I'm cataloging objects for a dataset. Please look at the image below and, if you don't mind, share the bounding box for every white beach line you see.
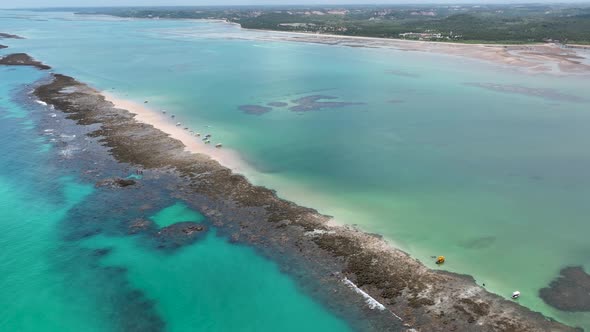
[102,92,254,176]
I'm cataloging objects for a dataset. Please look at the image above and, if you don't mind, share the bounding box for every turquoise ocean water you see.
[0,35,350,332]
[1,10,590,329]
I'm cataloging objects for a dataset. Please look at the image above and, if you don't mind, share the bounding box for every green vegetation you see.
[71,4,590,44]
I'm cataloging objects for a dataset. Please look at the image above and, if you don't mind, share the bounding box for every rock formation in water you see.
[540,266,590,312]
[267,101,288,107]
[0,53,51,70]
[0,32,25,39]
[238,104,272,115]
[289,95,364,112]
[95,177,137,188]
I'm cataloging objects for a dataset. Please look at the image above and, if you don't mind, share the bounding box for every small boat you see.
[161,110,167,114]
[511,291,521,299]
[435,256,445,265]
[195,133,201,137]
[176,122,182,126]
[205,134,212,138]
[184,127,189,130]
[215,143,222,148]
[202,137,208,141]
[204,140,211,144]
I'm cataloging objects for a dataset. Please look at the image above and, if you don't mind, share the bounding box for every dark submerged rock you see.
[0,53,51,70]
[92,248,112,257]
[267,101,288,107]
[289,95,364,112]
[96,177,137,188]
[0,33,25,39]
[540,266,590,312]
[464,82,587,103]
[127,218,156,235]
[117,178,137,187]
[155,222,207,249]
[0,45,7,49]
[238,104,272,115]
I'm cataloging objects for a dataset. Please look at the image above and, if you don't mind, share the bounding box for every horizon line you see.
[5,1,590,10]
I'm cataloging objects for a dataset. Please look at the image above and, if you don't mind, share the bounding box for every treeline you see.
[71,5,590,44]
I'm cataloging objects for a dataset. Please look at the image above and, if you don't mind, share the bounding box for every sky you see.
[2,0,590,8]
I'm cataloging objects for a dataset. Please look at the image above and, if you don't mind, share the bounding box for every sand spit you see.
[240,28,590,75]
[32,70,582,331]
[102,92,253,176]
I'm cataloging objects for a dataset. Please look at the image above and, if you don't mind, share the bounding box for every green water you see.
[82,228,349,332]
[150,202,205,228]
[0,176,105,332]
[0,65,351,330]
[2,9,590,329]
[0,66,104,331]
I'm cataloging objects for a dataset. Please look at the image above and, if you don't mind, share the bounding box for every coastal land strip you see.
[42,10,590,75]
[237,28,590,75]
[4,52,585,331]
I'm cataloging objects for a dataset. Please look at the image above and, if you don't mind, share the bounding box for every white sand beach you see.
[103,92,256,176]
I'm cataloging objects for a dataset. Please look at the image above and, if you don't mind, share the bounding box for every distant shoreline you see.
[78,13,590,75]
[233,24,590,75]
[241,25,546,47]
[70,12,575,49]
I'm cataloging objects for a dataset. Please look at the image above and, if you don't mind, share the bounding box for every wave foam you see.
[342,277,386,310]
[342,277,404,321]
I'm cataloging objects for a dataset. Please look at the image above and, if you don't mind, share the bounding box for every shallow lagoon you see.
[0,64,351,331]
